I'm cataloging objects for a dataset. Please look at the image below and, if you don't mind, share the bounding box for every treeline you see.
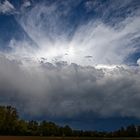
[108,125,140,137]
[0,105,140,137]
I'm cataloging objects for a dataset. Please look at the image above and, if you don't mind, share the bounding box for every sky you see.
[0,0,140,131]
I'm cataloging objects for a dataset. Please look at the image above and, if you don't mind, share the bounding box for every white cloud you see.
[0,55,140,119]
[137,58,140,66]
[13,0,140,66]
[13,15,140,66]
[0,0,15,14]
[22,1,31,8]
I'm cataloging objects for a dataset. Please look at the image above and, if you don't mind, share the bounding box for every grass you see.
[1,137,140,140]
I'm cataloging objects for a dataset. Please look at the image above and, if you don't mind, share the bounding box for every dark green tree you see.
[0,106,18,135]
[27,120,39,136]
[63,125,73,136]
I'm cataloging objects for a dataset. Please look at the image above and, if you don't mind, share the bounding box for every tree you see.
[0,105,140,137]
[126,125,136,137]
[27,120,39,136]
[63,125,73,136]
[0,106,19,135]
[136,125,140,137]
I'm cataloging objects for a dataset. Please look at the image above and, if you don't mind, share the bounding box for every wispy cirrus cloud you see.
[22,0,31,8]
[12,9,140,66]
[0,0,15,14]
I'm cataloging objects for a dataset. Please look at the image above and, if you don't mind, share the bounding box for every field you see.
[1,137,140,140]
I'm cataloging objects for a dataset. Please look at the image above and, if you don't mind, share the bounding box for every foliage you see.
[0,105,140,137]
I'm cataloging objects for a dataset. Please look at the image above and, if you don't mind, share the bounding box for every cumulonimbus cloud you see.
[0,0,140,122]
[0,55,140,119]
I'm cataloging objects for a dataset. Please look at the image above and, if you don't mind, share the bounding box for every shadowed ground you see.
[1,137,140,140]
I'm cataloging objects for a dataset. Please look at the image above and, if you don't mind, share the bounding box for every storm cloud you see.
[0,0,140,130]
[0,55,140,119]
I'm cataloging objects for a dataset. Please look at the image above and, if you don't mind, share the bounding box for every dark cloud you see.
[0,55,140,120]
